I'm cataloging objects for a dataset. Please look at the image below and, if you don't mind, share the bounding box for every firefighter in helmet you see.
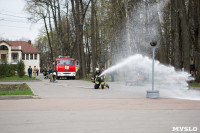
[94,68,106,89]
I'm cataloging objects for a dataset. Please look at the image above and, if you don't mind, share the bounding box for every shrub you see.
[0,61,9,78]
[17,60,25,78]
[6,64,16,77]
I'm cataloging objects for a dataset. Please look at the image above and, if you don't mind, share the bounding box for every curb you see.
[0,80,41,82]
[0,83,41,100]
[0,95,40,100]
[28,83,40,99]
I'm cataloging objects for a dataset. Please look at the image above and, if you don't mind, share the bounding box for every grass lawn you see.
[79,78,91,81]
[0,75,39,81]
[189,81,200,89]
[0,83,34,95]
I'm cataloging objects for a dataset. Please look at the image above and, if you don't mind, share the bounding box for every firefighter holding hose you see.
[93,68,109,89]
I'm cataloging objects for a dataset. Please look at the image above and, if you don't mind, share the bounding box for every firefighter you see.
[33,66,37,78]
[94,68,106,89]
[94,68,101,89]
[48,67,53,82]
[43,67,48,79]
[53,71,57,83]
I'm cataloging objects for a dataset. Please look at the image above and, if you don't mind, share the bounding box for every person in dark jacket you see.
[28,66,32,78]
[48,67,53,82]
[36,68,39,76]
[94,68,101,89]
[93,68,109,89]
[190,59,196,78]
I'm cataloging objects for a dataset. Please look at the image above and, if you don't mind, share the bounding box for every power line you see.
[0,12,54,22]
[0,9,25,16]
[0,24,51,30]
[0,18,44,24]
[0,24,33,29]
[0,12,28,19]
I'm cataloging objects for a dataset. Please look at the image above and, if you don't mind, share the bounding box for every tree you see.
[24,0,200,80]
[17,60,25,78]
[91,0,96,74]
[25,0,54,62]
[71,0,90,78]
[100,0,105,69]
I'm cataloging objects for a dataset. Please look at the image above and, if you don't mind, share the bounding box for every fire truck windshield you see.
[58,60,74,65]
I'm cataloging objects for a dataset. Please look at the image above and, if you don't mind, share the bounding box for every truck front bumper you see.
[57,72,76,77]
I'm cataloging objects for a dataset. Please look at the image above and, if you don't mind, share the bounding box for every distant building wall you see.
[23,54,40,73]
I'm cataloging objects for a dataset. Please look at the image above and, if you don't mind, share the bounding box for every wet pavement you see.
[0,74,200,133]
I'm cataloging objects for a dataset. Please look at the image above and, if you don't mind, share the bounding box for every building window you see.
[13,54,17,60]
[30,54,33,60]
[0,45,8,50]
[26,54,29,60]
[22,54,25,60]
[34,54,37,60]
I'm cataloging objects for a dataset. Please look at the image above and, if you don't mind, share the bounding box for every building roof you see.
[0,41,40,54]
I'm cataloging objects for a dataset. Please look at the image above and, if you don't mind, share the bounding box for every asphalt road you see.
[0,74,200,133]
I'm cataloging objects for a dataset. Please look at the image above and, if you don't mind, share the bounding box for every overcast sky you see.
[0,0,44,43]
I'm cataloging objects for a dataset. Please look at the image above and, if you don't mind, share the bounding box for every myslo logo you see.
[172,127,198,132]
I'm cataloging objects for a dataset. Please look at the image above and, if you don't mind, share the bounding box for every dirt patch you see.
[0,83,29,91]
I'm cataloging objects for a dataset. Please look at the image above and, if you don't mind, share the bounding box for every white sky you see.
[0,0,44,43]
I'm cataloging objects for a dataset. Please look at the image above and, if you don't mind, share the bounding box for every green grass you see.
[0,75,39,81]
[189,81,200,88]
[79,78,91,81]
[0,83,34,95]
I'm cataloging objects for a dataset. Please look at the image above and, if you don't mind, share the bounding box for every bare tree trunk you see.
[100,0,105,69]
[156,0,167,64]
[172,0,181,68]
[124,0,131,55]
[195,0,200,82]
[178,0,191,71]
[42,14,54,62]
[57,0,64,55]
[91,0,96,74]
[65,1,71,56]
[85,24,90,74]
[47,6,55,60]
[170,0,175,66]
[71,0,81,77]
[95,6,99,66]
[79,0,86,78]
[50,0,60,57]
[71,0,89,78]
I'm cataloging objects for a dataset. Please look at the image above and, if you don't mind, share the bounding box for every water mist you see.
[101,0,200,100]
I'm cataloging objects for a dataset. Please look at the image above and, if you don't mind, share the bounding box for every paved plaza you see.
[0,74,200,133]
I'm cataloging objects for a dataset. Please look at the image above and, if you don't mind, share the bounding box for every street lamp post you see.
[146,41,159,98]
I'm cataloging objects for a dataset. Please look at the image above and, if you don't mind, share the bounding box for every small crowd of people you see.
[42,67,57,83]
[28,66,39,78]
[28,65,57,83]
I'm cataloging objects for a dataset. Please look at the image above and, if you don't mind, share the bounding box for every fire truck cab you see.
[54,56,79,79]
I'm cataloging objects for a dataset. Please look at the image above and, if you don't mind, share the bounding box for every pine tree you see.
[17,60,25,78]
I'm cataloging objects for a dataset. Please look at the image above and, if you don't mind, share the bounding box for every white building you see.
[0,40,40,73]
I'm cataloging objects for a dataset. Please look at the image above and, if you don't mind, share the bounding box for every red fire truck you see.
[54,56,79,79]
